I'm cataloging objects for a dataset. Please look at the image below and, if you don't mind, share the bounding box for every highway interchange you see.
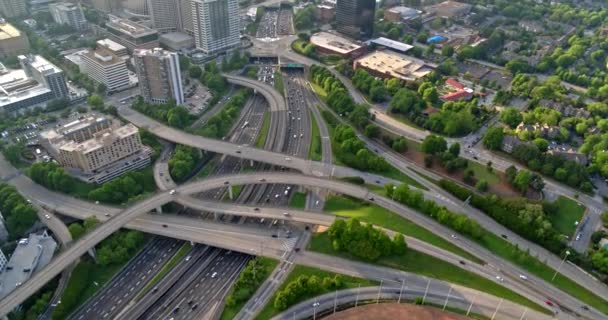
[1,25,608,320]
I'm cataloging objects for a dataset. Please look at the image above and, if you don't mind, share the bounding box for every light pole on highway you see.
[552,250,570,281]
[422,279,431,304]
[491,298,503,320]
[398,279,405,303]
[519,308,528,320]
[355,284,360,308]
[376,279,383,304]
[333,290,337,314]
[466,295,477,316]
[442,285,453,310]
[312,301,319,320]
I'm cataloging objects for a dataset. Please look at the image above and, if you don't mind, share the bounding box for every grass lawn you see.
[220,257,279,320]
[274,71,285,97]
[136,242,192,300]
[255,265,377,320]
[289,192,306,209]
[383,166,427,190]
[309,110,322,161]
[477,232,608,315]
[255,112,270,148]
[468,161,500,185]
[324,196,481,263]
[309,233,548,314]
[548,196,585,237]
[310,82,327,100]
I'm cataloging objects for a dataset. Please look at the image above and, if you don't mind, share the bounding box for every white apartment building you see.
[49,2,88,31]
[192,0,240,54]
[96,38,128,57]
[133,48,183,104]
[81,47,130,92]
[57,124,144,173]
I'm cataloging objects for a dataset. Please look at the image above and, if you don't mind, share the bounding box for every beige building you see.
[0,22,29,58]
[58,124,143,173]
[133,48,183,104]
[353,49,434,81]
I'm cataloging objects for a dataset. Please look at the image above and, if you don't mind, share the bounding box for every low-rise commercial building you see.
[105,15,160,52]
[81,47,130,92]
[49,2,88,31]
[0,231,57,299]
[369,37,413,54]
[309,32,366,59]
[384,6,420,23]
[424,0,472,19]
[0,22,29,58]
[19,55,69,100]
[42,116,152,183]
[353,49,434,81]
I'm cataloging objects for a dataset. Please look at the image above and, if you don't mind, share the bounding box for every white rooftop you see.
[0,69,52,108]
[370,37,414,53]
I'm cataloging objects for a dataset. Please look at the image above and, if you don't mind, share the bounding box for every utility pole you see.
[442,285,453,310]
[552,250,570,281]
[422,279,431,304]
[466,295,477,316]
[491,299,504,320]
[398,279,405,303]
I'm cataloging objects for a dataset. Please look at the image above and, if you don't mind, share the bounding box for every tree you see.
[500,107,522,128]
[448,142,460,157]
[506,59,531,74]
[602,212,608,227]
[87,95,104,109]
[476,180,489,192]
[68,223,85,239]
[422,87,439,104]
[482,127,504,150]
[441,45,454,57]
[392,138,408,152]
[392,233,407,254]
[189,65,202,78]
[421,134,447,155]
[364,124,380,138]
[513,170,532,193]
[533,138,549,152]
[463,169,475,184]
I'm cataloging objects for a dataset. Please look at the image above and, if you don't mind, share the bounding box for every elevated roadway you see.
[0,171,604,319]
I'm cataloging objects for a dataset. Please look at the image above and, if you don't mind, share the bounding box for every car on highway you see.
[185,255,191,262]
[211,272,218,278]
[519,274,528,280]
[44,214,51,219]
[282,212,289,216]
[545,300,554,306]
[191,304,198,310]
[169,189,176,195]
[495,276,504,282]
[162,224,168,228]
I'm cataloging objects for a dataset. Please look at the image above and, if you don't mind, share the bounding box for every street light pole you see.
[552,250,570,281]
[376,280,383,304]
[355,284,360,308]
[398,279,405,303]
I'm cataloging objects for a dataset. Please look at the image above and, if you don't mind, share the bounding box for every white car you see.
[495,276,504,282]
[44,214,51,220]
[169,189,176,195]
[519,275,528,280]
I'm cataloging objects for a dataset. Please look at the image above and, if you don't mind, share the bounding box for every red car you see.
[545,300,554,306]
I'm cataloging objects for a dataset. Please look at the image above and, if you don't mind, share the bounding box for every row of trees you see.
[195,89,252,138]
[328,218,407,261]
[274,274,344,311]
[0,184,38,240]
[68,216,99,240]
[334,124,389,173]
[169,145,201,182]
[96,230,145,266]
[421,135,468,172]
[132,97,193,128]
[439,179,565,254]
[225,258,273,308]
[505,165,545,194]
[28,162,155,204]
[352,69,387,102]
[386,182,484,240]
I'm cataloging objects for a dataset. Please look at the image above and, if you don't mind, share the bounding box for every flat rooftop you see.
[84,47,123,66]
[97,38,127,53]
[310,32,362,55]
[0,69,52,107]
[0,232,57,299]
[356,50,433,81]
[0,22,23,41]
[370,37,413,53]
[19,55,63,74]
[107,15,157,37]
[61,123,138,153]
[133,47,173,58]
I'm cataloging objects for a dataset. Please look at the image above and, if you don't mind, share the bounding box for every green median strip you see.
[309,110,322,161]
[289,192,306,209]
[136,242,192,300]
[324,196,481,263]
[255,111,270,148]
[309,232,549,315]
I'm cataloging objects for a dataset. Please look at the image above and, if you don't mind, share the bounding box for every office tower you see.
[192,0,240,54]
[336,0,375,39]
[81,47,130,92]
[178,0,193,35]
[49,2,88,31]
[122,0,149,17]
[147,0,179,33]
[18,55,69,99]
[0,22,29,58]
[133,48,183,104]
[0,0,26,18]
[91,0,120,13]
[105,15,159,52]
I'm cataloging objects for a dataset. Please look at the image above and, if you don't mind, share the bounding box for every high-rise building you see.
[105,15,159,52]
[192,0,240,54]
[147,0,179,33]
[18,55,69,99]
[133,48,183,104]
[178,0,193,35]
[81,47,130,92]
[49,2,88,31]
[336,0,375,39]
[91,0,120,13]
[97,38,128,57]
[122,0,149,17]
[0,22,29,58]
[0,0,27,18]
